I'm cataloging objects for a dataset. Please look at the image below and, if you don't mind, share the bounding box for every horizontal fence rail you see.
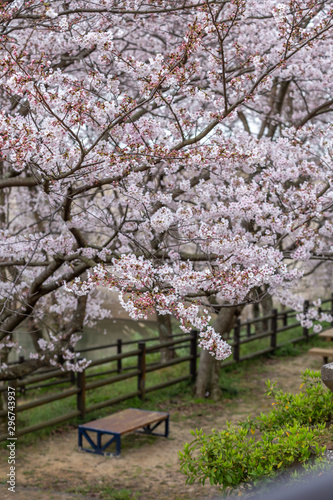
[1,295,333,441]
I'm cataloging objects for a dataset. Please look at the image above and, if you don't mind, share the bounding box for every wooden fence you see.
[1,296,332,441]
[0,334,197,440]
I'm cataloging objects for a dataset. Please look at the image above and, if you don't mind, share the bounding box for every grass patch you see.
[68,480,139,499]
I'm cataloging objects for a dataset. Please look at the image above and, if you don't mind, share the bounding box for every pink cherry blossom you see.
[1,1,333,378]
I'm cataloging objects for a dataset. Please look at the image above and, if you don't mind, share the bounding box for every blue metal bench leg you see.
[94,432,121,456]
[165,416,169,438]
[97,431,102,450]
[138,416,170,438]
[116,434,121,455]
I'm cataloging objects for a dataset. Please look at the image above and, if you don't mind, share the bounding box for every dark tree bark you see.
[253,301,261,334]
[261,293,273,331]
[194,305,241,400]
[27,316,44,354]
[157,313,175,362]
[253,287,273,334]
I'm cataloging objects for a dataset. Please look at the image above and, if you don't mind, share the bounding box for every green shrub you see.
[179,370,332,490]
[242,369,333,433]
[179,422,325,488]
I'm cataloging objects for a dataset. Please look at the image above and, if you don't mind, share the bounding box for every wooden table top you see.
[79,408,168,435]
[308,348,333,359]
[319,329,333,339]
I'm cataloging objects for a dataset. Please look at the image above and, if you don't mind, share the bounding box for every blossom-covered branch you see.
[1,0,333,378]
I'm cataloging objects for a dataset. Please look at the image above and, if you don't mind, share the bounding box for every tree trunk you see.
[157,313,175,362]
[27,316,44,354]
[253,288,273,334]
[261,293,273,332]
[253,302,261,334]
[194,305,241,400]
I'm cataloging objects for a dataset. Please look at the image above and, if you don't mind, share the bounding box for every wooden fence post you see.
[190,330,198,382]
[233,319,241,362]
[270,309,278,350]
[77,370,86,419]
[247,323,251,337]
[138,342,146,400]
[283,312,287,326]
[303,300,309,341]
[117,339,122,374]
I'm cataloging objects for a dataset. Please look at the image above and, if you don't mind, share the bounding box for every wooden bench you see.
[308,347,333,365]
[78,408,169,456]
[319,328,333,341]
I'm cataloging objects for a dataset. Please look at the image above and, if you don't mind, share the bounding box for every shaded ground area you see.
[0,352,326,499]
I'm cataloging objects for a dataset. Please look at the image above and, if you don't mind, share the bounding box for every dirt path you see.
[0,353,324,500]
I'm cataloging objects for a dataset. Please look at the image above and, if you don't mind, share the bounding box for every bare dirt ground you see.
[0,353,325,500]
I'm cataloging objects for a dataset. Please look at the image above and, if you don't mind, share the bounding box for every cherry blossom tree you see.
[1,0,333,389]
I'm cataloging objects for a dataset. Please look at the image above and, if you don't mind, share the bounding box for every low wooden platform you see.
[78,408,169,456]
[308,347,333,364]
[319,329,333,340]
